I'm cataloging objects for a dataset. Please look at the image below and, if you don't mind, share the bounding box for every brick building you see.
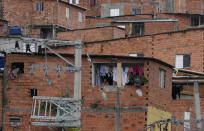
[55,27,204,73]
[2,0,86,38]
[0,52,174,131]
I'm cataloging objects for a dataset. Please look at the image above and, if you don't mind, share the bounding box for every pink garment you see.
[132,66,139,75]
[9,72,15,80]
[138,66,144,76]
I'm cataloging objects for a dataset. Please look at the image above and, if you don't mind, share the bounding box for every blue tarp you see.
[0,57,4,69]
[10,26,22,35]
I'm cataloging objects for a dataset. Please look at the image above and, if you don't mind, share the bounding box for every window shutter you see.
[183,54,190,67]
[175,55,183,68]
[66,8,69,19]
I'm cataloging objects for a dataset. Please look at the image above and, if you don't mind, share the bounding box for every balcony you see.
[30,96,81,127]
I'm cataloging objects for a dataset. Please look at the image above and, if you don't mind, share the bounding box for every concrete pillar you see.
[194,81,202,129]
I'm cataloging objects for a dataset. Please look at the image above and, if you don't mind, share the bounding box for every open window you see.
[131,23,144,36]
[93,63,117,86]
[30,89,38,97]
[11,62,24,74]
[93,63,145,87]
[122,63,145,86]
[190,15,204,26]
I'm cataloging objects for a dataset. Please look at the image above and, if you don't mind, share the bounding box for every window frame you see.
[131,22,144,36]
[36,2,44,12]
[132,8,141,15]
[89,0,97,6]
[159,68,166,88]
[92,62,145,87]
[110,8,120,17]
[66,7,70,19]
[78,12,83,22]
[175,54,190,68]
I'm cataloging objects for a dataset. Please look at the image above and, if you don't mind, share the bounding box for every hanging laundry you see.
[99,65,105,77]
[113,67,117,82]
[138,66,144,77]
[132,66,139,75]
[12,68,19,77]
[122,70,128,86]
[15,41,20,49]
[9,72,15,80]
[26,44,32,53]
[125,67,129,73]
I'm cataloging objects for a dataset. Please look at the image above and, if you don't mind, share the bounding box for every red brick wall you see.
[57,2,85,29]
[157,13,190,31]
[148,62,172,111]
[56,28,204,73]
[3,53,173,130]
[3,0,32,26]
[3,0,85,32]
[144,22,175,35]
[57,26,125,42]
[31,1,85,29]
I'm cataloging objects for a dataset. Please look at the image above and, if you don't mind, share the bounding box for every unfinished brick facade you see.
[56,28,204,73]
[57,26,125,42]
[3,0,86,38]
[1,53,173,131]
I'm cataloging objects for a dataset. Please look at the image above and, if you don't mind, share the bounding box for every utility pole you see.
[74,44,82,128]
[194,81,202,129]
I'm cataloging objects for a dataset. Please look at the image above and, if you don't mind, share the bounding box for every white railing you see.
[30,96,81,127]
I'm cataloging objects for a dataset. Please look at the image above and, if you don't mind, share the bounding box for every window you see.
[2,24,8,34]
[122,63,145,86]
[78,12,82,22]
[132,8,141,15]
[30,89,37,97]
[129,53,144,57]
[160,69,166,88]
[11,62,24,74]
[110,9,120,17]
[9,117,22,127]
[89,0,97,6]
[93,63,145,86]
[190,15,204,26]
[93,63,117,86]
[69,0,79,4]
[66,8,69,19]
[131,23,144,36]
[36,2,44,11]
[175,54,190,68]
